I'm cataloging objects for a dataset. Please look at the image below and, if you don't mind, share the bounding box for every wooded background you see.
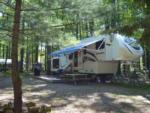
[0,0,150,113]
[0,0,150,72]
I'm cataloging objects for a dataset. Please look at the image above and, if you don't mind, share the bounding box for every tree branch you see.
[0,1,15,10]
[21,6,71,12]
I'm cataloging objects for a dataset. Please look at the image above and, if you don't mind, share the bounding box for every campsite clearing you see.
[0,76,150,113]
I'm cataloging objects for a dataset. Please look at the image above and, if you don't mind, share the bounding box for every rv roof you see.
[50,35,108,57]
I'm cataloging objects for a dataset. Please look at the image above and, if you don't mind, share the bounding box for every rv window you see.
[125,38,140,50]
[69,53,73,60]
[53,59,59,69]
[83,49,86,54]
[129,42,140,50]
[96,40,105,49]
[83,47,87,54]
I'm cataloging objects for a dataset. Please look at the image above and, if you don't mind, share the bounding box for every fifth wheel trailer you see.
[49,34,143,79]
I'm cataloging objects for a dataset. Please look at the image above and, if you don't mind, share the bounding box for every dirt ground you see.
[0,76,150,113]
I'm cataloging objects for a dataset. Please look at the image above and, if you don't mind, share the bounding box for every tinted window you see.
[96,40,105,49]
[69,53,73,60]
[53,59,59,69]
[125,38,140,50]
[130,42,140,50]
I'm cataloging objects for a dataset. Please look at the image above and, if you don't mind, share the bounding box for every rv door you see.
[52,58,59,69]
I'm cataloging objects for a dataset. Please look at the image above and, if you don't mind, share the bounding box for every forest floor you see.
[0,75,150,113]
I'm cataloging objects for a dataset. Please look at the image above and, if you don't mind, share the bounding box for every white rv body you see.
[50,34,143,75]
[0,59,12,64]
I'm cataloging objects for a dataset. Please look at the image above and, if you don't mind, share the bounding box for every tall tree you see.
[11,0,22,113]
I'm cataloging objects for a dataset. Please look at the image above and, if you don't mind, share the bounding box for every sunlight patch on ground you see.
[0,77,150,113]
[32,84,48,88]
[52,104,96,113]
[74,93,100,106]
[105,92,150,105]
[23,89,55,100]
[132,96,150,104]
[0,94,13,101]
[23,84,47,89]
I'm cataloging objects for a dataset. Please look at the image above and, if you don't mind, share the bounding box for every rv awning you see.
[49,35,105,57]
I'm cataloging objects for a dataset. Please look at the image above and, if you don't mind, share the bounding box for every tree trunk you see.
[20,48,24,72]
[31,44,34,70]
[143,45,147,69]
[20,17,25,72]
[85,21,89,37]
[89,19,94,36]
[142,28,150,78]
[35,44,39,63]
[46,45,51,75]
[11,0,22,113]
[0,43,1,57]
[76,23,79,39]
[26,37,29,72]
[79,22,82,39]
[3,44,5,59]
[8,42,11,58]
[45,45,47,71]
[111,0,117,28]
[4,46,8,72]
[146,48,150,78]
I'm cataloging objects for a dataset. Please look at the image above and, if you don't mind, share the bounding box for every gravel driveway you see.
[0,76,150,113]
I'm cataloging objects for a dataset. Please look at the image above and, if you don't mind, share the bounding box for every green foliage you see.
[0,0,150,70]
[20,72,30,76]
[3,70,11,76]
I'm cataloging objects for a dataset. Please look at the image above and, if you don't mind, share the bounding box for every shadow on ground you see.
[0,76,150,113]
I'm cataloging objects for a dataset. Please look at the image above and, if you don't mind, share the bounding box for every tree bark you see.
[4,46,8,72]
[20,17,25,72]
[79,22,82,39]
[20,48,24,72]
[46,45,51,75]
[0,43,1,57]
[26,37,30,72]
[35,44,39,63]
[11,0,22,113]
[31,43,34,70]
[45,45,47,71]
[85,21,89,37]
[89,19,94,36]
[8,42,11,58]
[3,44,5,59]
[146,48,150,78]
[76,23,79,39]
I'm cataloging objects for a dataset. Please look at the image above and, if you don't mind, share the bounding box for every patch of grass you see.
[3,70,11,77]
[2,70,31,78]
[20,72,31,76]
[110,82,150,92]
